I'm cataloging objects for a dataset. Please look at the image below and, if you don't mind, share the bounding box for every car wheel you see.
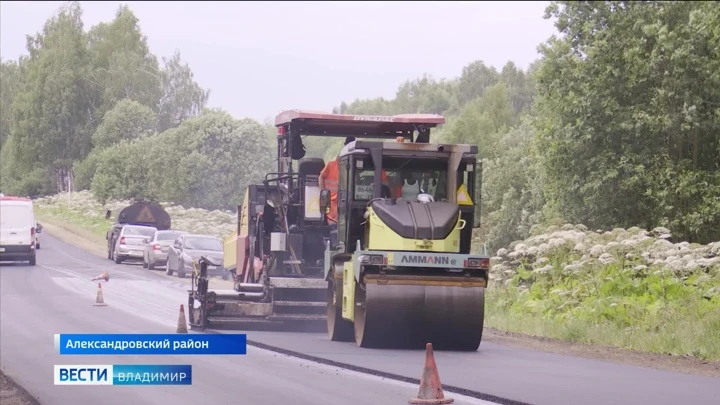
[148,261,155,270]
[114,249,123,264]
[29,253,36,266]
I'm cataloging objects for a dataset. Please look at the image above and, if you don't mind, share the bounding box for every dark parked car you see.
[165,234,225,279]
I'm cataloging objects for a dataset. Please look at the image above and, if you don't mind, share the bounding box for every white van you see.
[0,196,37,265]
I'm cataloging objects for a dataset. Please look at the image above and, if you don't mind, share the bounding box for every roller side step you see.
[205,313,326,322]
[274,301,325,307]
[206,317,281,324]
[200,314,325,332]
[266,314,326,321]
[269,277,327,289]
[202,317,284,331]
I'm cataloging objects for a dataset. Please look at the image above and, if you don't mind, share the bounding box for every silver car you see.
[113,225,157,264]
[165,234,225,279]
[142,230,187,270]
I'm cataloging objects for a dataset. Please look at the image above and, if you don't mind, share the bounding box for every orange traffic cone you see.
[176,304,188,333]
[409,343,453,404]
[91,270,109,282]
[93,283,107,307]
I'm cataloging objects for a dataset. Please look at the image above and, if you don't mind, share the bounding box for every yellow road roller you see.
[314,111,490,351]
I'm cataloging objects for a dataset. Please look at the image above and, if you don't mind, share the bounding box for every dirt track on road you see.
[0,370,41,405]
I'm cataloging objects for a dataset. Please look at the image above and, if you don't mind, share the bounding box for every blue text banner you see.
[55,334,247,355]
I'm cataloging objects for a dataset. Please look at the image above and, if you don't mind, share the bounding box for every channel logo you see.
[54,364,192,385]
[54,365,112,385]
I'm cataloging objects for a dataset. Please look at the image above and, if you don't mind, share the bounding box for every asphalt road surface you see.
[3,233,719,405]
[0,234,494,405]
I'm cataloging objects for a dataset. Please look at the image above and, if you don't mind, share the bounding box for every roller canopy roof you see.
[274,109,445,138]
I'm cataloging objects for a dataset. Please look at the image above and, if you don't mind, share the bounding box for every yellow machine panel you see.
[223,234,237,270]
[364,207,464,253]
[223,190,249,270]
[239,189,250,235]
[341,260,356,321]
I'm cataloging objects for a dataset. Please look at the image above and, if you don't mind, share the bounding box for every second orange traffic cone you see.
[93,283,107,307]
[176,304,188,333]
[409,343,453,404]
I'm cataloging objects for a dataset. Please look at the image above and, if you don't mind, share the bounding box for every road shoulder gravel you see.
[484,328,720,378]
[1,371,41,405]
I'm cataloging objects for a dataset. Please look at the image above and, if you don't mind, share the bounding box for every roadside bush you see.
[78,109,275,211]
[488,223,720,360]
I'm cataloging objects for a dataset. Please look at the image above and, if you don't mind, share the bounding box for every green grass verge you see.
[35,204,112,243]
[485,284,720,361]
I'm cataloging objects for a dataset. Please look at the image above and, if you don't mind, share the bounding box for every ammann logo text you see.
[400,255,450,265]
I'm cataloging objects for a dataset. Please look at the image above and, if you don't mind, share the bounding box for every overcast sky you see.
[1,1,557,123]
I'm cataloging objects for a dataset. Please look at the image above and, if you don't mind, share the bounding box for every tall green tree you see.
[392,75,456,115]
[500,61,535,117]
[454,61,501,108]
[4,1,93,194]
[480,119,546,251]
[0,2,215,200]
[92,98,155,148]
[535,0,720,243]
[73,98,156,190]
[442,82,516,160]
[0,59,23,151]
[156,51,210,133]
[86,5,162,120]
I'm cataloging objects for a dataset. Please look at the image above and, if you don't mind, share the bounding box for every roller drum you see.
[355,283,485,351]
[422,286,485,351]
[355,284,426,349]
